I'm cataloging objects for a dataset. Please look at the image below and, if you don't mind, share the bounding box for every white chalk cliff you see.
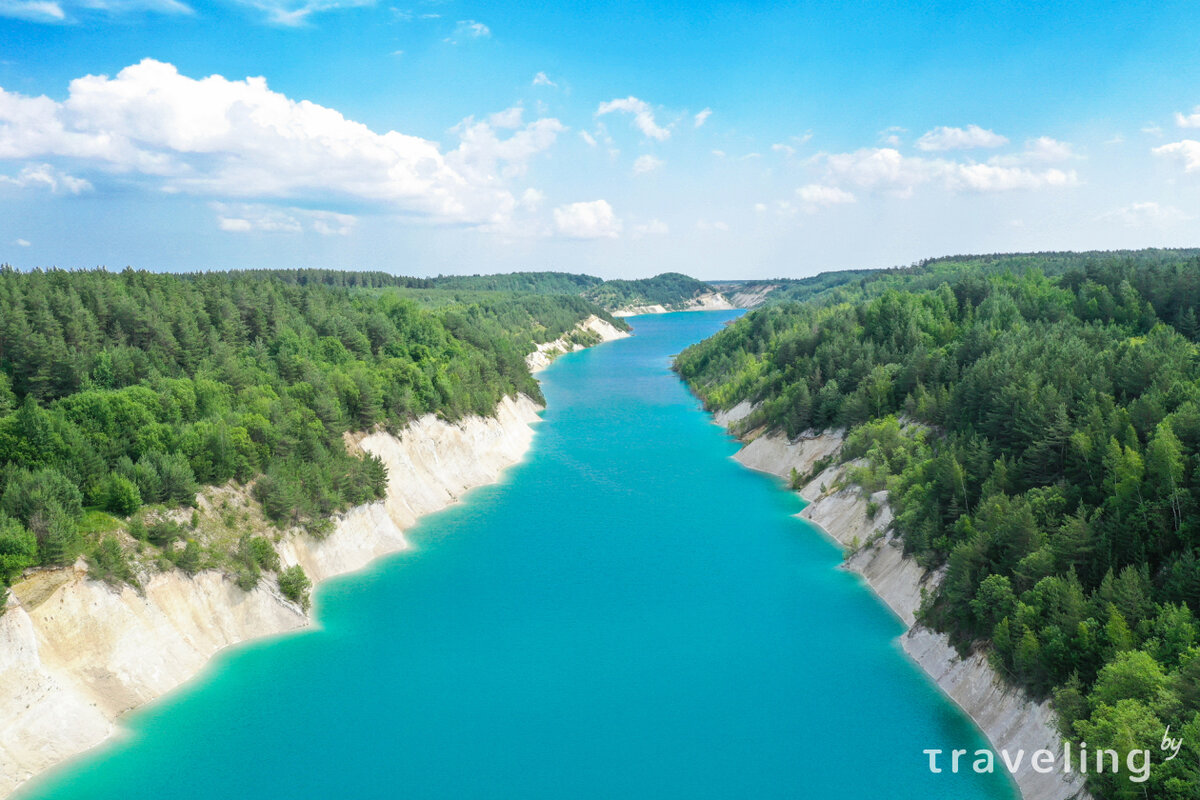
[0,312,628,798]
[610,292,734,317]
[718,418,1091,800]
[525,315,630,372]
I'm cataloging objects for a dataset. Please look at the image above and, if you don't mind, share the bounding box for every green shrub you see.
[278,565,311,611]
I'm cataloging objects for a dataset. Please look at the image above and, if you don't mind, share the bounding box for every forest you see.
[581,272,715,310]
[676,250,1200,799]
[0,266,625,602]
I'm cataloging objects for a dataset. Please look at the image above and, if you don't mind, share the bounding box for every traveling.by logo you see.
[923,727,1184,784]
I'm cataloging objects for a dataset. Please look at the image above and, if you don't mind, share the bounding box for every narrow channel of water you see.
[20,311,1013,800]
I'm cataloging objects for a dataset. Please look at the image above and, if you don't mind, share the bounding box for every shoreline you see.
[707,407,1091,800]
[0,318,629,799]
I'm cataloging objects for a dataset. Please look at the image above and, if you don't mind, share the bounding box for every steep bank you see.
[0,393,544,798]
[611,292,735,317]
[713,417,1090,800]
[525,315,630,372]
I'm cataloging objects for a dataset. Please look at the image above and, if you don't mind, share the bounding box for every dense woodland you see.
[581,272,714,310]
[0,266,624,600]
[677,250,1200,799]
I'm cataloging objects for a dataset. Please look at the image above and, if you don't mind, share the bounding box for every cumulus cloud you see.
[596,96,670,141]
[1006,136,1076,163]
[532,71,557,88]
[818,147,1076,196]
[1154,139,1200,171]
[449,109,565,184]
[796,183,855,211]
[632,154,663,175]
[1100,202,1191,228]
[694,108,712,127]
[1176,107,1200,128]
[915,124,1008,152]
[213,202,356,235]
[632,218,668,237]
[0,162,91,193]
[15,238,30,246]
[0,59,562,226]
[553,199,620,238]
[0,0,191,22]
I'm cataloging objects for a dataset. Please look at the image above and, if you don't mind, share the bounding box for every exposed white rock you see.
[733,428,845,480]
[0,394,547,798]
[726,284,779,308]
[611,292,734,317]
[711,400,755,429]
[718,423,1091,800]
[526,315,630,372]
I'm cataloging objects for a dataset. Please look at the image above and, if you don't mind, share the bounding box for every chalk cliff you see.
[720,419,1090,800]
[0,393,544,797]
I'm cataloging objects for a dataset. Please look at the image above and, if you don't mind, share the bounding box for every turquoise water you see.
[20,312,1014,800]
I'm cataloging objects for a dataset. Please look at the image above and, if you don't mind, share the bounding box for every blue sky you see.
[2,0,1200,278]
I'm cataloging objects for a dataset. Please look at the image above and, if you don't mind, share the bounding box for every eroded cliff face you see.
[610,292,735,317]
[721,416,1090,800]
[526,315,630,373]
[0,393,544,798]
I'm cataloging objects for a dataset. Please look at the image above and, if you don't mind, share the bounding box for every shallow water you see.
[20,311,1014,800]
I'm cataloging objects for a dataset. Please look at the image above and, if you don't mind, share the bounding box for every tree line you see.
[676,252,1200,799]
[0,266,624,599]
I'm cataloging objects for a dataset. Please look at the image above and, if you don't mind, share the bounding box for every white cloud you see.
[1153,139,1200,172]
[486,106,524,130]
[596,96,670,141]
[915,124,1008,152]
[1015,136,1075,163]
[0,59,560,226]
[878,126,906,147]
[819,147,1076,195]
[1142,123,1163,136]
[1100,201,1191,228]
[796,183,855,210]
[532,71,557,88]
[233,0,370,26]
[0,162,91,193]
[1176,107,1200,128]
[449,110,564,183]
[212,202,356,235]
[632,154,663,175]
[0,0,64,20]
[696,219,729,232]
[519,187,544,209]
[0,0,191,22]
[632,218,668,237]
[579,130,596,146]
[694,108,712,127]
[771,143,795,157]
[448,18,490,41]
[948,162,1076,192]
[15,238,30,246]
[711,149,726,158]
[553,199,621,238]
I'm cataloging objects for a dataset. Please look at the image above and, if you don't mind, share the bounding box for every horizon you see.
[4,3,1200,278]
